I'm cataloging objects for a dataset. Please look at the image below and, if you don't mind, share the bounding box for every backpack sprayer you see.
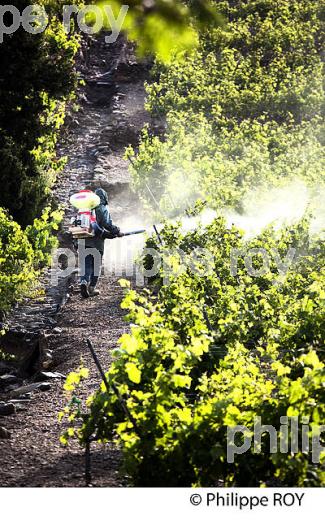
[69,190,146,239]
[69,190,100,238]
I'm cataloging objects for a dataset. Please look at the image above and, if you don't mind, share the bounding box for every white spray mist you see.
[224,180,324,238]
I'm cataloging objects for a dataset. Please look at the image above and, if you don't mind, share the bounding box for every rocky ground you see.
[0,33,152,487]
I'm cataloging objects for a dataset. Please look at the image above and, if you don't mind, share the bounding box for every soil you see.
[0,33,151,487]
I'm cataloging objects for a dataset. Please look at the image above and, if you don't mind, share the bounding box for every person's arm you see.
[97,206,121,236]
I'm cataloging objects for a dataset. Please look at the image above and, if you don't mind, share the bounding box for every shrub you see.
[0,207,62,313]
[61,219,325,486]
[127,0,324,215]
[0,1,80,226]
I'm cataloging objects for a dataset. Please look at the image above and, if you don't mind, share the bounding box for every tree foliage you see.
[0,1,79,314]
[0,1,80,227]
[127,0,324,215]
[98,0,222,63]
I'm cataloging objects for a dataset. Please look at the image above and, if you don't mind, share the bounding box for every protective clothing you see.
[84,188,120,253]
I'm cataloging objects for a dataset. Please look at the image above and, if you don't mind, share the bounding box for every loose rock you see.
[0,374,20,387]
[9,399,32,405]
[0,427,11,439]
[39,383,51,392]
[34,371,64,382]
[10,382,48,397]
[8,401,28,412]
[0,402,16,416]
[41,349,54,369]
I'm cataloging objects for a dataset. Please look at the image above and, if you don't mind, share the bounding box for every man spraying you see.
[70,188,122,298]
[69,187,146,298]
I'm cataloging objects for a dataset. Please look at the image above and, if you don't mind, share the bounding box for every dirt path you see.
[0,34,150,487]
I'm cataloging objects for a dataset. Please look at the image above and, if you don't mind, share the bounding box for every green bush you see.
[0,207,62,313]
[61,218,325,486]
[0,1,80,226]
[127,0,324,216]
[26,207,62,267]
[128,115,325,216]
[0,1,78,314]
[0,209,35,312]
